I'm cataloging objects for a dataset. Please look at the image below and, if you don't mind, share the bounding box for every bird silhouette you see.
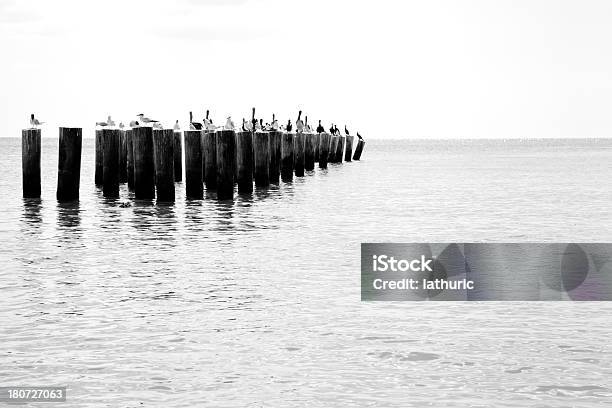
[173,120,180,131]
[287,120,293,132]
[344,125,350,136]
[357,132,363,141]
[316,120,324,134]
[30,114,44,128]
[137,114,159,126]
[329,124,334,134]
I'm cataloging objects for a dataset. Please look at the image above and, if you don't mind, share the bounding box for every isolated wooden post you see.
[236,131,254,193]
[254,131,270,187]
[319,133,331,169]
[335,136,345,163]
[281,133,294,182]
[56,127,82,202]
[126,130,134,190]
[294,133,305,176]
[328,136,339,163]
[269,130,281,184]
[173,131,182,182]
[353,139,365,160]
[132,127,155,199]
[119,130,127,183]
[314,133,321,162]
[22,128,41,198]
[184,130,203,199]
[153,129,175,202]
[216,130,236,200]
[95,129,103,186]
[102,129,120,198]
[203,131,217,190]
[345,135,354,162]
[304,133,315,171]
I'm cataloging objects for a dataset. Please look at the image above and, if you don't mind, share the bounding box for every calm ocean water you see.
[1,137,612,407]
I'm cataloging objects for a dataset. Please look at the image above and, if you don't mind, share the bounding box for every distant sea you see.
[1,137,612,407]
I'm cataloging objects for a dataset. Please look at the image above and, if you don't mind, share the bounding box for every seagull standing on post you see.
[296,110,304,133]
[189,112,202,130]
[30,114,44,129]
[174,120,180,131]
[137,114,159,126]
[316,120,324,134]
[344,125,350,136]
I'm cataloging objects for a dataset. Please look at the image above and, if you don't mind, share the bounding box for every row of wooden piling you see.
[22,128,365,202]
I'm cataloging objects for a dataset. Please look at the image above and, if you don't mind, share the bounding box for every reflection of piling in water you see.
[318,133,331,169]
[184,130,203,199]
[304,133,315,171]
[119,130,127,183]
[102,129,120,198]
[57,127,82,202]
[132,127,155,199]
[153,129,175,202]
[294,133,305,177]
[173,131,182,182]
[254,131,270,187]
[236,131,254,193]
[22,128,41,198]
[126,130,134,190]
[328,135,338,163]
[334,136,345,163]
[216,130,236,200]
[353,140,365,160]
[95,129,103,186]
[344,135,354,162]
[281,132,294,182]
[269,131,281,184]
[203,131,217,190]
[314,133,320,162]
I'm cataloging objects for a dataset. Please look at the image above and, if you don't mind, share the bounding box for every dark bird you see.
[242,118,247,132]
[329,124,334,134]
[316,120,324,134]
[333,125,340,135]
[287,119,293,132]
[189,111,203,130]
[357,132,363,141]
[344,125,350,136]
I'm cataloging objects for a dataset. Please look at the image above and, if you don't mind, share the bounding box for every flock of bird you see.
[29,110,364,140]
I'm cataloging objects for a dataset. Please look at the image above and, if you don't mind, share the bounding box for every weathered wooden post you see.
[328,135,339,163]
[254,131,270,187]
[56,127,82,202]
[173,131,182,182]
[294,132,306,177]
[236,131,254,193]
[319,133,331,169]
[184,130,203,199]
[314,133,321,162]
[132,127,155,199]
[200,132,206,182]
[353,139,365,160]
[102,129,120,198]
[281,133,294,182]
[119,130,127,183]
[269,130,281,184]
[304,133,315,171]
[345,135,354,162]
[203,131,217,190]
[335,136,345,163]
[153,129,175,202]
[216,130,236,200]
[95,129,103,186]
[126,130,134,190]
[22,128,41,198]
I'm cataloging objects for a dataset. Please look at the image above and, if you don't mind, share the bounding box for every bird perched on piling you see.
[173,120,180,131]
[296,111,304,133]
[345,125,350,136]
[316,120,324,134]
[286,120,293,132]
[189,112,202,130]
[357,132,364,141]
[29,114,44,129]
[129,120,139,128]
[152,122,163,130]
[271,114,279,130]
[136,114,159,126]
[329,124,334,135]
[204,110,216,131]
[333,125,340,135]
[119,122,125,129]
[224,116,235,130]
[96,115,115,127]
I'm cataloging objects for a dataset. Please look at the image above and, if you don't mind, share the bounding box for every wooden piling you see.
[132,127,155,199]
[328,135,338,163]
[345,135,354,162]
[203,131,217,190]
[318,133,331,169]
[353,139,365,160]
[269,130,281,184]
[173,131,182,182]
[102,129,120,198]
[22,128,41,198]
[253,131,270,187]
[119,130,127,183]
[335,136,345,163]
[153,129,175,202]
[236,131,254,193]
[304,133,315,171]
[95,129,103,186]
[184,130,203,199]
[56,127,82,202]
[216,130,236,200]
[314,133,321,162]
[126,130,134,190]
[294,133,305,177]
[281,132,294,182]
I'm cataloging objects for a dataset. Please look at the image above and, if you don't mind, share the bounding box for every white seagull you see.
[152,122,163,130]
[173,120,180,131]
[119,122,125,129]
[136,113,159,126]
[30,114,44,129]
[224,116,235,130]
[96,115,114,127]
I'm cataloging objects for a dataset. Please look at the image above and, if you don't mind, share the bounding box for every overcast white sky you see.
[1,0,611,138]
